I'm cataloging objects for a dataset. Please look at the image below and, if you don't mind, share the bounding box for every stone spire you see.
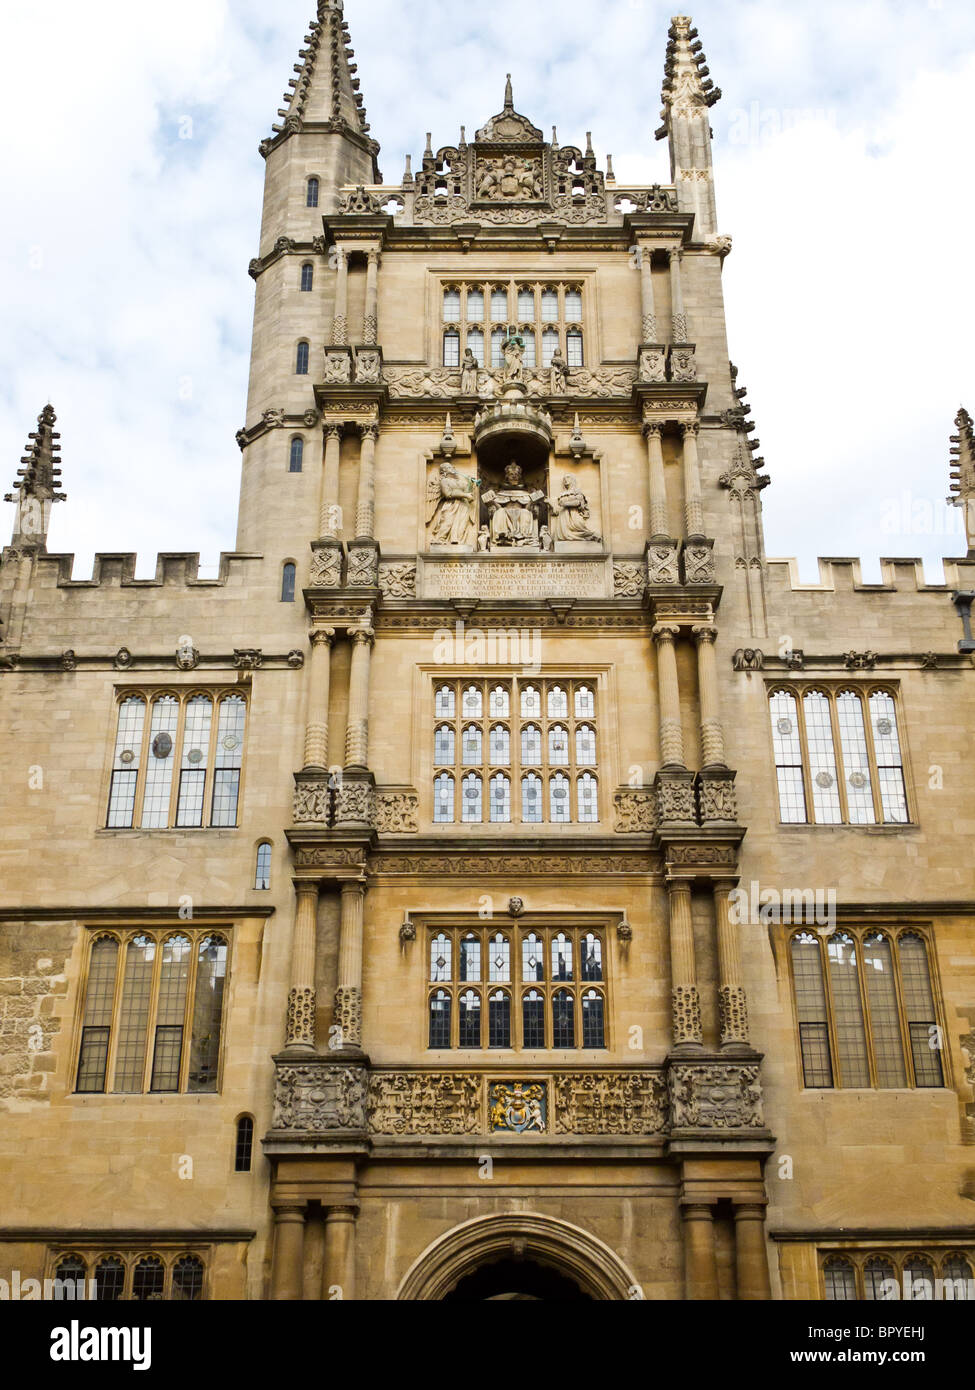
[5,404,66,550]
[655,15,721,238]
[948,406,975,552]
[263,0,380,185]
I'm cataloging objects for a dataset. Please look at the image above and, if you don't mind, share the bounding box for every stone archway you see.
[396,1212,638,1301]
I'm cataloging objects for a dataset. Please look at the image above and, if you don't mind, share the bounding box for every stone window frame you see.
[440,280,585,369]
[819,1245,975,1301]
[424,915,610,1054]
[105,687,249,832]
[432,676,599,826]
[766,682,912,827]
[46,1244,211,1301]
[787,924,949,1093]
[74,926,231,1096]
[305,176,320,209]
[288,435,304,472]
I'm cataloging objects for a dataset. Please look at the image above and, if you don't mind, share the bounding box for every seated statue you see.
[481,462,545,549]
[549,475,602,544]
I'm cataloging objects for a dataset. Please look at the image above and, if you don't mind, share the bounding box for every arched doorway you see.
[397,1212,638,1301]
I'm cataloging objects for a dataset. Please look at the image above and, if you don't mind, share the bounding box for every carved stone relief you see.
[553,1072,667,1134]
[613,790,658,833]
[368,1072,481,1135]
[669,1063,764,1129]
[272,1061,368,1132]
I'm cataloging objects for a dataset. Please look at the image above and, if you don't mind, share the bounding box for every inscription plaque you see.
[424,558,608,600]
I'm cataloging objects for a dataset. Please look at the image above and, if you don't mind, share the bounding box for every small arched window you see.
[430,933,452,982]
[823,1257,857,1301]
[234,1115,255,1172]
[489,990,511,1048]
[548,724,569,764]
[172,1255,205,1301]
[581,934,603,981]
[542,327,560,366]
[577,772,598,823]
[254,842,271,890]
[296,341,310,375]
[863,1257,896,1300]
[466,327,484,365]
[521,724,541,765]
[443,328,460,367]
[490,327,506,367]
[522,934,544,982]
[461,772,482,823]
[442,288,461,322]
[132,1256,165,1302]
[434,772,454,823]
[489,773,511,823]
[576,724,596,764]
[521,328,536,367]
[55,1255,87,1292]
[566,330,584,367]
[434,724,455,764]
[903,1256,935,1301]
[281,563,296,603]
[429,990,451,1048]
[552,932,573,982]
[300,262,314,292]
[94,1257,125,1302]
[306,177,319,208]
[550,772,571,823]
[523,989,544,1047]
[462,684,482,717]
[459,933,481,982]
[521,685,541,717]
[462,725,482,764]
[541,287,559,319]
[466,289,484,321]
[552,989,575,1048]
[435,684,456,718]
[489,725,510,765]
[517,286,535,319]
[564,288,583,320]
[489,684,509,716]
[521,773,542,822]
[289,437,304,473]
[491,288,509,322]
[582,989,605,1048]
[459,989,481,1047]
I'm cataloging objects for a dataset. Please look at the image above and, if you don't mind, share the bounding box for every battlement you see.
[767,554,975,595]
[10,550,264,589]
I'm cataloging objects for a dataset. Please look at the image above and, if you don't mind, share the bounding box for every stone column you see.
[691,624,725,767]
[318,425,343,539]
[682,1205,719,1300]
[681,421,705,538]
[303,629,335,771]
[363,249,380,345]
[332,246,349,345]
[270,1203,307,1301]
[344,625,375,770]
[334,882,365,1049]
[652,623,685,768]
[668,881,702,1047]
[734,1205,772,1300]
[713,884,750,1048]
[644,422,669,539]
[322,1206,357,1301]
[639,244,657,342]
[669,246,687,342]
[354,424,379,541]
[285,881,319,1051]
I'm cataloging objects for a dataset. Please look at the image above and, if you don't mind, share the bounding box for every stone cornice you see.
[0,650,305,674]
[0,906,275,922]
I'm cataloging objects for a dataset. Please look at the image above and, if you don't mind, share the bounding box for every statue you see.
[476,526,491,552]
[549,475,602,544]
[538,525,554,553]
[426,461,476,547]
[460,347,479,395]
[501,330,525,384]
[549,347,569,394]
[481,462,544,549]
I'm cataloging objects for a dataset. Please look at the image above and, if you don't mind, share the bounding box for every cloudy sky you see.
[1,0,973,581]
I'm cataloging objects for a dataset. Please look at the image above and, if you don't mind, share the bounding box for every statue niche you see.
[480,460,546,551]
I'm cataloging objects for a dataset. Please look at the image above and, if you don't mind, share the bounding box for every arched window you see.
[77,936,120,1092]
[517,286,535,319]
[489,990,511,1048]
[94,1257,125,1302]
[172,1255,205,1301]
[941,1255,974,1299]
[521,684,541,717]
[575,685,595,717]
[254,842,271,891]
[862,932,906,1087]
[552,989,574,1047]
[488,933,510,982]
[108,696,147,828]
[547,684,568,717]
[548,724,569,764]
[770,690,806,823]
[803,690,841,824]
[141,695,179,828]
[521,328,536,367]
[522,934,544,983]
[863,1256,896,1300]
[211,696,246,827]
[442,288,461,322]
[870,690,908,822]
[790,932,833,1087]
[300,262,314,292]
[430,933,451,982]
[576,724,596,763]
[550,772,571,823]
[461,773,482,822]
[582,989,605,1047]
[234,1115,254,1172]
[462,725,482,764]
[581,934,603,981]
[521,724,541,765]
[566,329,584,367]
[289,436,304,472]
[466,289,484,321]
[836,690,874,823]
[459,933,481,982]
[429,990,451,1048]
[188,935,227,1092]
[542,327,560,366]
[434,724,455,764]
[434,772,454,823]
[489,684,509,716]
[522,773,542,823]
[114,934,155,1091]
[490,327,506,367]
[823,1257,857,1301]
[564,288,583,320]
[462,684,482,717]
[466,327,484,365]
[489,725,510,764]
[523,989,544,1047]
[296,341,310,375]
[827,932,870,1086]
[459,989,481,1047]
[435,684,455,718]
[281,563,296,603]
[489,772,511,822]
[443,328,460,366]
[541,287,559,319]
[898,933,943,1086]
[54,1255,87,1294]
[577,772,598,823]
[552,933,573,982]
[132,1255,165,1302]
[490,288,509,322]
[903,1256,934,1301]
[149,933,192,1092]
[306,177,319,208]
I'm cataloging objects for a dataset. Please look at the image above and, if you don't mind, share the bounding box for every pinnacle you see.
[948,405,974,499]
[5,404,65,505]
[655,14,721,140]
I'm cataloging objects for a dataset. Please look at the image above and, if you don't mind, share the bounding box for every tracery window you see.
[440,280,584,370]
[49,1249,209,1301]
[789,928,944,1090]
[76,929,229,1094]
[431,677,599,824]
[107,691,247,830]
[427,924,606,1050]
[821,1249,973,1300]
[768,686,909,825]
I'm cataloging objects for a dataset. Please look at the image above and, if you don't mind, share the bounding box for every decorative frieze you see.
[368,1072,481,1135]
[310,543,343,589]
[347,545,379,588]
[613,789,658,833]
[378,561,417,598]
[271,1060,368,1133]
[682,538,715,585]
[334,779,376,829]
[669,345,697,382]
[553,1072,667,1134]
[647,540,681,585]
[613,561,647,597]
[293,781,331,825]
[669,1062,764,1130]
[375,790,419,833]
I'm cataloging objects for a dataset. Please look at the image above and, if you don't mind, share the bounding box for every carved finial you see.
[551,125,559,149]
[504,73,514,110]
[403,153,413,184]
[606,153,615,183]
[424,131,433,160]
[459,125,467,146]
[6,403,66,550]
[948,405,975,551]
[585,130,594,156]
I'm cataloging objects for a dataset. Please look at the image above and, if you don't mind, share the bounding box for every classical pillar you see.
[669,246,687,342]
[334,882,365,1050]
[285,881,319,1051]
[318,424,343,540]
[667,881,702,1047]
[303,628,335,771]
[682,1205,719,1300]
[363,249,380,345]
[691,624,726,767]
[270,1203,307,1301]
[332,246,349,344]
[680,421,705,538]
[713,884,750,1048]
[322,1206,357,1301]
[652,623,685,768]
[344,624,375,770]
[734,1204,772,1300]
[639,244,657,342]
[354,424,379,541]
[644,422,669,539]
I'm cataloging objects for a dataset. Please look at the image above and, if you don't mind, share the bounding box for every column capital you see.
[309,627,336,648]
[668,244,684,263]
[680,420,701,439]
[667,878,693,901]
[324,422,344,441]
[733,1203,768,1221]
[333,245,348,266]
[340,879,366,900]
[642,420,663,439]
[357,421,380,442]
[652,622,681,645]
[292,878,321,901]
[691,623,718,645]
[271,1201,308,1218]
[350,625,375,648]
[366,248,381,267]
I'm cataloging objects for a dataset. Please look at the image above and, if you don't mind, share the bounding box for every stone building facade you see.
[2,6,974,1302]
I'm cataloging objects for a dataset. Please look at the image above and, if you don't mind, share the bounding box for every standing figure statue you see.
[501,330,525,384]
[481,462,544,549]
[460,347,479,395]
[549,475,602,544]
[549,347,569,395]
[426,460,476,547]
